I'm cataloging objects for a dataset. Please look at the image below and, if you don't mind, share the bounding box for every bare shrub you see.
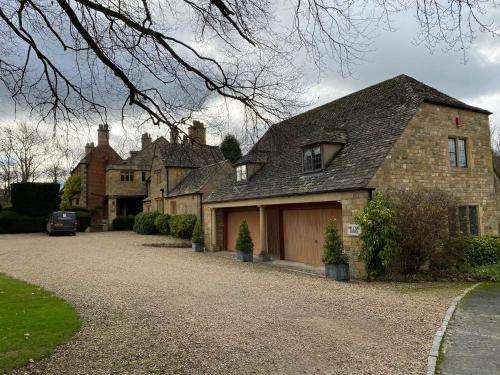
[389,188,456,275]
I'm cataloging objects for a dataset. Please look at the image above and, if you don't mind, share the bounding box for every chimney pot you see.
[97,124,110,146]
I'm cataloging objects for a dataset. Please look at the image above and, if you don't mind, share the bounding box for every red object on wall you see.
[455,116,461,127]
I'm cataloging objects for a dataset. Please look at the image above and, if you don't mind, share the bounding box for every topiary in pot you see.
[322,219,349,281]
[191,218,204,252]
[236,220,254,262]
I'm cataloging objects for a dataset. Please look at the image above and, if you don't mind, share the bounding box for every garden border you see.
[426,282,481,375]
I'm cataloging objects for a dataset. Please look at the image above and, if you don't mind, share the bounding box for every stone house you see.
[203,75,499,277]
[143,122,228,219]
[105,133,165,222]
[70,125,123,226]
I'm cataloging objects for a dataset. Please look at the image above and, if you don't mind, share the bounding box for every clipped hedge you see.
[112,215,135,231]
[133,211,161,235]
[0,211,46,234]
[11,183,60,217]
[170,214,197,239]
[447,236,500,267]
[154,214,171,235]
[75,211,91,232]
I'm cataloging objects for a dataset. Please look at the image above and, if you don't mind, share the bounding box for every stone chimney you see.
[169,128,180,144]
[85,142,95,155]
[188,120,206,145]
[97,124,110,146]
[141,132,152,149]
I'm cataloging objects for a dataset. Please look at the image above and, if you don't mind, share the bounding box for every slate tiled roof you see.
[158,142,224,168]
[167,161,232,197]
[110,137,169,169]
[206,74,490,203]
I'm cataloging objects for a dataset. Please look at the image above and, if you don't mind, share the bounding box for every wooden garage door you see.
[226,209,260,254]
[283,206,342,265]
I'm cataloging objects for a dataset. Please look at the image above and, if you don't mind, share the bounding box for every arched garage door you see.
[282,205,342,265]
[226,208,260,255]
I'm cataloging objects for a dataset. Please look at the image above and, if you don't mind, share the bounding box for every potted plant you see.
[236,220,254,262]
[191,218,204,252]
[322,219,349,281]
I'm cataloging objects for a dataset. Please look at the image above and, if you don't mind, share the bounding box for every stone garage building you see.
[203,75,500,277]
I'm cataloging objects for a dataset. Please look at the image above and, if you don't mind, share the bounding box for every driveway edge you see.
[426,282,481,375]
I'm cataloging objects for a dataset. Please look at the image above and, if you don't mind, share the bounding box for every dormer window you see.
[303,146,322,172]
[236,164,247,182]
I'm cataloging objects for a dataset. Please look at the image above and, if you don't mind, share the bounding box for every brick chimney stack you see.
[85,142,95,155]
[188,120,206,145]
[141,132,152,149]
[97,124,110,146]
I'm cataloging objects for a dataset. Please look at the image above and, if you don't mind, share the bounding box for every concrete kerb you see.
[426,282,481,375]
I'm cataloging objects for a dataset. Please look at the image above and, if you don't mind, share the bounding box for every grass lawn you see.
[0,273,80,373]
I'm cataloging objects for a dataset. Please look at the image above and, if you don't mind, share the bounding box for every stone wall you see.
[106,169,147,197]
[165,194,201,217]
[369,102,498,235]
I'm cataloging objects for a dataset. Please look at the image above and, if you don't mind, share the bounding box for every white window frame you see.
[236,164,247,182]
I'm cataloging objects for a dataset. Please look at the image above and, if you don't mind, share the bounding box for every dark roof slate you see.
[206,74,490,203]
[167,161,231,197]
[158,142,224,168]
[111,137,169,169]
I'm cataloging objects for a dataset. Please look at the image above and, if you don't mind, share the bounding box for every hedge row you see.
[112,215,135,231]
[132,212,197,240]
[446,236,500,267]
[0,211,46,234]
[11,183,60,217]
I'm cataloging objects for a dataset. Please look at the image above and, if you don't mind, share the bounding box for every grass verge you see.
[0,273,80,373]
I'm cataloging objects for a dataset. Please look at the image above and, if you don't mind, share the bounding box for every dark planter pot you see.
[192,243,204,252]
[237,250,253,262]
[325,263,349,281]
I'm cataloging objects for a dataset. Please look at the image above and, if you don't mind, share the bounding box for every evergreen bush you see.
[322,219,348,264]
[170,214,197,239]
[192,218,203,244]
[0,211,46,234]
[154,214,171,235]
[11,183,60,217]
[112,215,135,231]
[133,211,160,234]
[236,220,253,253]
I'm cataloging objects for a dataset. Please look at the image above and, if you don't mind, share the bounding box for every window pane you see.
[304,147,321,172]
[448,138,457,167]
[448,207,457,237]
[458,139,467,168]
[469,206,478,236]
[303,149,313,172]
[459,206,468,236]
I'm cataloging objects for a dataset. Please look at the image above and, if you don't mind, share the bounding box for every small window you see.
[448,205,479,236]
[141,171,146,181]
[448,138,467,168]
[170,201,177,215]
[155,170,161,184]
[155,198,161,212]
[236,165,247,182]
[120,171,134,182]
[303,146,322,172]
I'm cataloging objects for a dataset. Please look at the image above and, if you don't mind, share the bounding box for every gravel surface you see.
[0,232,452,374]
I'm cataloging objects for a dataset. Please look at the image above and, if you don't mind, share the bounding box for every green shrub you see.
[133,211,160,235]
[74,211,91,232]
[192,218,203,244]
[447,236,500,267]
[60,176,81,210]
[322,219,348,265]
[236,220,253,253]
[0,211,46,234]
[11,183,60,217]
[170,214,197,239]
[154,214,171,235]
[112,215,135,231]
[355,192,398,278]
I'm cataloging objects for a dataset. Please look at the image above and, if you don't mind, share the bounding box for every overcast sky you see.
[0,6,499,156]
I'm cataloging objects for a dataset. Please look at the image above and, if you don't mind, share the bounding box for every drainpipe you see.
[198,193,203,225]
[160,188,164,214]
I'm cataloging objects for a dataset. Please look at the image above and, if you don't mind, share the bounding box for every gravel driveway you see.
[0,232,452,374]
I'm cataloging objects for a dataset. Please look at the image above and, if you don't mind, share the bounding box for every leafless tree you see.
[0,121,49,185]
[0,0,498,138]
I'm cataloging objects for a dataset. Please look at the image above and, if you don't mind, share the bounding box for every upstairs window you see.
[303,146,322,172]
[448,137,467,168]
[155,169,161,184]
[120,171,134,182]
[236,164,247,182]
[448,205,478,237]
[141,171,147,182]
